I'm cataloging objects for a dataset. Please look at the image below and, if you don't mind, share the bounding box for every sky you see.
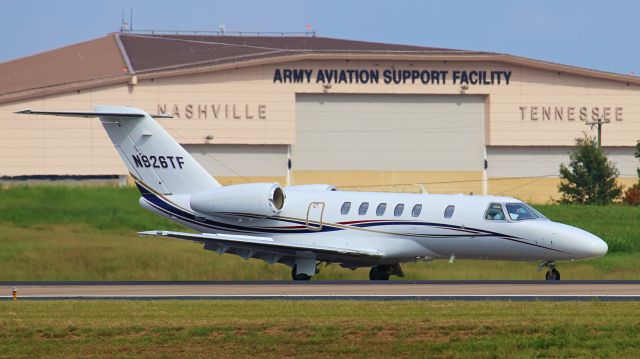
[1,0,637,75]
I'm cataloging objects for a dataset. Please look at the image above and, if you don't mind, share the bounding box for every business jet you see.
[17,106,608,281]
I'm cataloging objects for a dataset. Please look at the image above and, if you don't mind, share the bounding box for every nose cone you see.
[542,222,608,260]
[563,225,608,259]
[584,234,608,258]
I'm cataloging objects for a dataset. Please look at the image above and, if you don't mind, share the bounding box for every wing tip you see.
[138,230,167,237]
[151,113,173,119]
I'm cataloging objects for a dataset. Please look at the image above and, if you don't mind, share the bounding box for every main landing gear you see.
[369,265,390,280]
[290,262,405,281]
[291,265,312,281]
[291,259,317,281]
[369,264,404,281]
[538,260,560,281]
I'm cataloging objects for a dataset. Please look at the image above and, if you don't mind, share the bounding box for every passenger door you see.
[306,202,325,231]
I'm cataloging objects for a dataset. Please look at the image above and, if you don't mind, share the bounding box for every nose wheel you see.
[545,268,560,280]
[538,260,560,281]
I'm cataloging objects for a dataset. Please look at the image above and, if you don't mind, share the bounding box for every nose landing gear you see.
[545,268,560,280]
[538,260,560,281]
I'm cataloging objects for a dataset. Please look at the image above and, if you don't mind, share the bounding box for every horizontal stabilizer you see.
[15,108,172,119]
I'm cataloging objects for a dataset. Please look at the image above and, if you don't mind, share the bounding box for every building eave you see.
[132,52,640,86]
[0,74,132,105]
[2,51,638,105]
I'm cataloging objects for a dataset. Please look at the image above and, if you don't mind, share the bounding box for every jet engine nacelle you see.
[286,184,337,191]
[190,183,285,216]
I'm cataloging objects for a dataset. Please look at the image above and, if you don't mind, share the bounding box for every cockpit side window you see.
[506,203,540,221]
[484,203,506,220]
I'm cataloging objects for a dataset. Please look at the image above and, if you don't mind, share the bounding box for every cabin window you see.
[505,203,540,221]
[411,204,422,217]
[394,204,405,217]
[444,205,455,219]
[341,202,351,215]
[376,203,387,216]
[485,203,506,220]
[358,202,369,215]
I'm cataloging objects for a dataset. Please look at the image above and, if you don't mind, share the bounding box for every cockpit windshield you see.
[505,203,545,221]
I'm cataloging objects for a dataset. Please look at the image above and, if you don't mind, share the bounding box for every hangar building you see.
[0,32,638,202]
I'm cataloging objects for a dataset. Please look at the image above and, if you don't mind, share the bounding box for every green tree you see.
[558,135,623,204]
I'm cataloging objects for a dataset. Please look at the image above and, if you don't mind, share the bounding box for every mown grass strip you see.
[1,300,639,358]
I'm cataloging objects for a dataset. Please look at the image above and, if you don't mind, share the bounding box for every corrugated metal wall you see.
[487,146,638,178]
[293,94,485,171]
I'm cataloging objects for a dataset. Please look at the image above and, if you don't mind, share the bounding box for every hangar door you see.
[293,94,485,171]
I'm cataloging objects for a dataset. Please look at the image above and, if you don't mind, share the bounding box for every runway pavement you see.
[2,280,640,301]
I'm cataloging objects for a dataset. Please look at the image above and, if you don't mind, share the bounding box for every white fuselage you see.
[140,188,608,267]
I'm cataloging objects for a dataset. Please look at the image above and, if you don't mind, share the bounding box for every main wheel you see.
[545,268,560,281]
[369,266,390,281]
[293,273,311,281]
[291,266,311,281]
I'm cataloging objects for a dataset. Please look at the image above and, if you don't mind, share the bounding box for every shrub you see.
[623,184,640,205]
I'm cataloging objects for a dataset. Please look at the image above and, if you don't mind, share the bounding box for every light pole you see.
[585,119,609,147]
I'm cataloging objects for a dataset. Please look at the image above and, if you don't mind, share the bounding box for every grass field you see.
[1,300,639,358]
[0,185,639,281]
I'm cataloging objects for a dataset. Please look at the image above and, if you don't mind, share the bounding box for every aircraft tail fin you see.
[16,106,220,195]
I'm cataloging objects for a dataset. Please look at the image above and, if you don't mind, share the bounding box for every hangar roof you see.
[1,32,639,104]
[118,34,486,73]
[0,35,129,101]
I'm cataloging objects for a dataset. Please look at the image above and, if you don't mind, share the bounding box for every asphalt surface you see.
[2,281,640,301]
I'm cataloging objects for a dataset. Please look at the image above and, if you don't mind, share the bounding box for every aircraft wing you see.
[139,230,383,264]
